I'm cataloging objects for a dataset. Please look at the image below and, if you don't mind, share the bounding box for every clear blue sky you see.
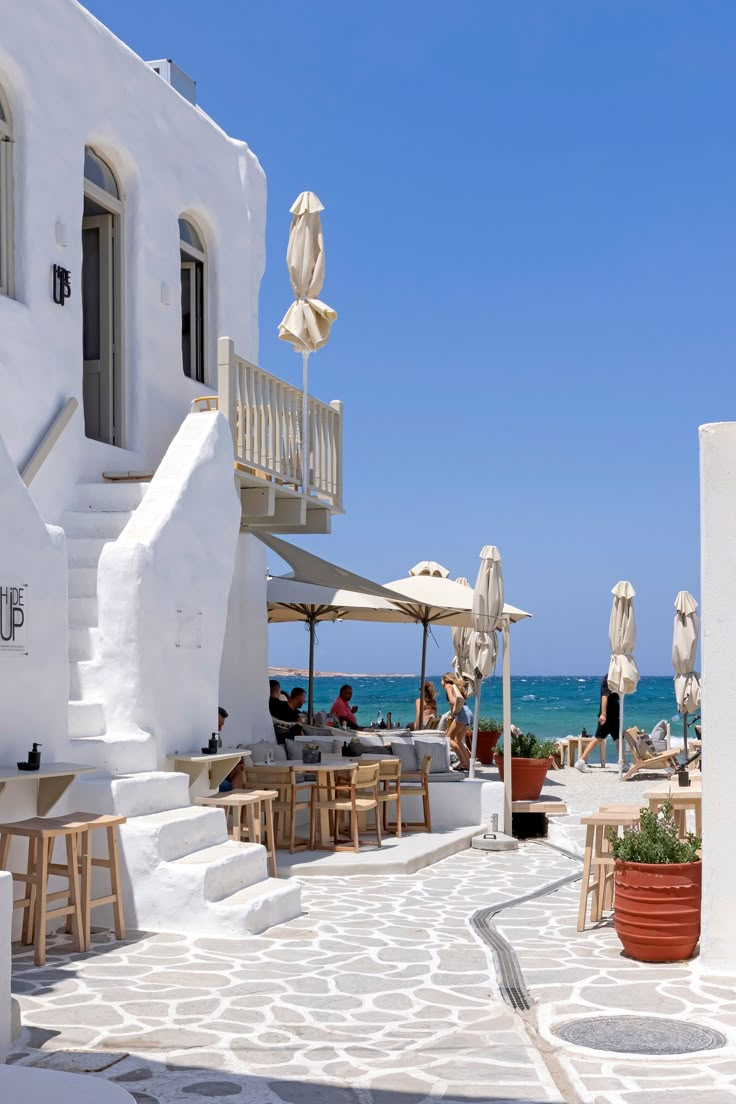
[87,0,736,676]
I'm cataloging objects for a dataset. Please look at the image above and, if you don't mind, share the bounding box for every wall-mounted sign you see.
[52,264,71,306]
[175,608,202,650]
[0,584,28,655]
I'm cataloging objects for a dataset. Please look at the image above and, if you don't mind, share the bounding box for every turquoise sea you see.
[302,674,688,741]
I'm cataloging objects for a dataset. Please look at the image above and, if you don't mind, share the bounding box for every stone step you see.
[74,481,149,512]
[68,731,158,773]
[122,805,229,861]
[71,770,190,817]
[68,659,97,700]
[69,626,96,661]
[68,595,98,628]
[214,877,302,935]
[68,567,98,598]
[168,840,267,902]
[67,537,109,568]
[68,700,106,738]
[62,510,132,539]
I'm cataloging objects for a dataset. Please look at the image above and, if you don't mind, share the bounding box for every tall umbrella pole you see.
[307,613,316,723]
[502,619,512,835]
[301,350,310,494]
[469,678,482,781]
[618,693,625,778]
[683,711,688,760]
[418,619,429,729]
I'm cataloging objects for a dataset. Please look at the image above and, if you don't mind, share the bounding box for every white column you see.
[700,422,736,971]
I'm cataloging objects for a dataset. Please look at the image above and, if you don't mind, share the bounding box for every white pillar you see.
[699,422,736,971]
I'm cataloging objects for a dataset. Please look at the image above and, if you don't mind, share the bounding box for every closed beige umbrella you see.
[607,580,640,777]
[672,590,701,759]
[278,191,337,495]
[451,578,473,683]
[468,546,504,783]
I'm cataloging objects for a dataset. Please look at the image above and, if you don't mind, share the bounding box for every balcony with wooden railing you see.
[192,337,343,534]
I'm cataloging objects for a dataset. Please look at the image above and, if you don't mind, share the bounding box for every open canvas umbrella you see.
[607,580,640,777]
[267,577,401,722]
[278,192,337,495]
[672,590,701,759]
[468,547,504,782]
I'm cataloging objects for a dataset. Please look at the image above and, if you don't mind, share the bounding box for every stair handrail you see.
[20,397,78,486]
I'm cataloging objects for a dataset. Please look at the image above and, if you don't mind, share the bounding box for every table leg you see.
[318,770,330,849]
[262,797,277,877]
[577,824,595,931]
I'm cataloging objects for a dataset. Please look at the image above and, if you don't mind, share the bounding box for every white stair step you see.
[69,626,96,660]
[214,877,302,934]
[75,482,149,512]
[67,537,110,568]
[68,700,106,738]
[68,595,98,627]
[69,659,96,700]
[62,510,132,538]
[72,771,190,817]
[169,840,267,902]
[68,567,98,598]
[124,805,229,860]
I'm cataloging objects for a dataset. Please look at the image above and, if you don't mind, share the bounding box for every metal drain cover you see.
[556,1015,726,1055]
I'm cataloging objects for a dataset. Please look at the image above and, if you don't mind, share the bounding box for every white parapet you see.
[699,422,736,972]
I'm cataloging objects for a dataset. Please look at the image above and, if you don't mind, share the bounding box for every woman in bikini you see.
[411,680,438,729]
[440,672,472,771]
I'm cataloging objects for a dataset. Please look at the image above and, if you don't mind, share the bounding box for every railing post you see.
[330,399,344,511]
[218,337,237,455]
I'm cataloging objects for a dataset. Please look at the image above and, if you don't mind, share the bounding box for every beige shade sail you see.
[277,191,337,354]
[672,590,701,716]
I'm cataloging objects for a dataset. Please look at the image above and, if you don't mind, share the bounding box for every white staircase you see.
[61,481,301,937]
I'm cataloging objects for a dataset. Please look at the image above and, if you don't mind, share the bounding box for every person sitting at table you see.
[269,686,306,745]
[268,679,282,716]
[408,680,438,730]
[217,706,247,792]
[330,684,361,729]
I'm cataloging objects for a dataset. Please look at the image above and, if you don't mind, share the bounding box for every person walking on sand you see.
[575,676,620,772]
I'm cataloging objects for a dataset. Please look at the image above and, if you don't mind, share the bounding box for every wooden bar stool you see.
[577,808,640,931]
[57,813,126,949]
[0,817,84,965]
[197,791,278,876]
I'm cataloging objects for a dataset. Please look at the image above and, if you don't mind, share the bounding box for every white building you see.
[0,0,347,1046]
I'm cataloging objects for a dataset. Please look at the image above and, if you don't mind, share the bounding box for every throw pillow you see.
[391,741,418,773]
[413,735,451,773]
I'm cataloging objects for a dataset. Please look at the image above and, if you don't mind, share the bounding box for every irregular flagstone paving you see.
[8,846,572,1104]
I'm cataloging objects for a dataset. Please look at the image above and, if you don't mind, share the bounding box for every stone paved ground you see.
[7,846,571,1104]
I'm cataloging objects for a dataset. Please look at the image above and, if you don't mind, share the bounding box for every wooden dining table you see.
[644,779,702,837]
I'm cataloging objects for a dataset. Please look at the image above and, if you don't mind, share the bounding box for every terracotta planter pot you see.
[494,755,552,801]
[613,859,702,962]
[475,731,501,765]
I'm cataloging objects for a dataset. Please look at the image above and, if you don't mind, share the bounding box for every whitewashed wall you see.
[219,533,275,747]
[93,412,241,770]
[0,871,11,1058]
[0,0,266,525]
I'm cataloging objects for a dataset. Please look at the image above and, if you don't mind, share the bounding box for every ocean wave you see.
[521,694,536,701]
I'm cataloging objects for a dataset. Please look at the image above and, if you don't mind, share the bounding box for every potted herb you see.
[474,716,503,765]
[494,731,556,801]
[608,801,701,962]
[302,742,322,765]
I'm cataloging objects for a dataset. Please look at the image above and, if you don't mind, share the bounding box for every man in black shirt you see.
[270,686,306,724]
[575,676,620,772]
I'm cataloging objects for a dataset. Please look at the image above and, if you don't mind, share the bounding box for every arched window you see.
[0,85,14,297]
[82,146,123,445]
[179,217,206,382]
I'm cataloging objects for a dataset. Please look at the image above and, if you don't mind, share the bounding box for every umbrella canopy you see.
[607,580,639,777]
[451,578,473,683]
[277,192,337,354]
[267,577,402,721]
[468,547,505,781]
[673,591,701,715]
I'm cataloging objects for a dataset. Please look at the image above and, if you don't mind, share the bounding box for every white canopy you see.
[607,580,639,777]
[468,546,505,782]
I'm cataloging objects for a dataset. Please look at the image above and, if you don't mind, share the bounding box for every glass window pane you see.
[84,147,119,198]
[179,218,203,252]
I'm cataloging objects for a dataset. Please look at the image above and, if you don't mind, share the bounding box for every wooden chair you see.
[0,817,85,965]
[387,754,432,833]
[197,790,278,876]
[310,762,381,852]
[244,766,313,853]
[622,727,680,782]
[57,812,126,950]
[375,758,402,836]
[577,808,640,931]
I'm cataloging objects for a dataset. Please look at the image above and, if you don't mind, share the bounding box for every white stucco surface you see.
[0,871,11,1059]
[699,421,735,972]
[93,412,240,769]
[0,0,266,525]
[0,431,68,765]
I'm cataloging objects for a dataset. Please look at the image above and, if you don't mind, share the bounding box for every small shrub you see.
[608,802,701,864]
[478,716,502,732]
[496,731,557,760]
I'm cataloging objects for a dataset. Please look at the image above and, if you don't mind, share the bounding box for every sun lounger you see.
[622,727,680,782]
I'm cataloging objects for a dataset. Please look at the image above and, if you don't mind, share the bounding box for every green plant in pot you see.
[494,731,557,801]
[607,801,701,963]
[474,716,503,765]
[302,742,322,765]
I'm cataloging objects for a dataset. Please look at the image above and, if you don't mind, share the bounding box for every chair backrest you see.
[623,728,645,760]
[246,765,293,788]
[419,754,432,777]
[423,714,440,730]
[354,762,381,789]
[378,758,401,781]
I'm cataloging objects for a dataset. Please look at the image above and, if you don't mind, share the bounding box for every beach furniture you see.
[577,808,641,931]
[245,766,314,853]
[644,781,702,839]
[622,728,680,782]
[374,758,402,835]
[198,790,278,876]
[386,754,433,834]
[309,762,382,852]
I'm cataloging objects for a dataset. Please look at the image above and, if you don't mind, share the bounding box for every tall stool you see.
[577,808,640,931]
[197,791,278,876]
[0,817,84,965]
[57,813,126,949]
